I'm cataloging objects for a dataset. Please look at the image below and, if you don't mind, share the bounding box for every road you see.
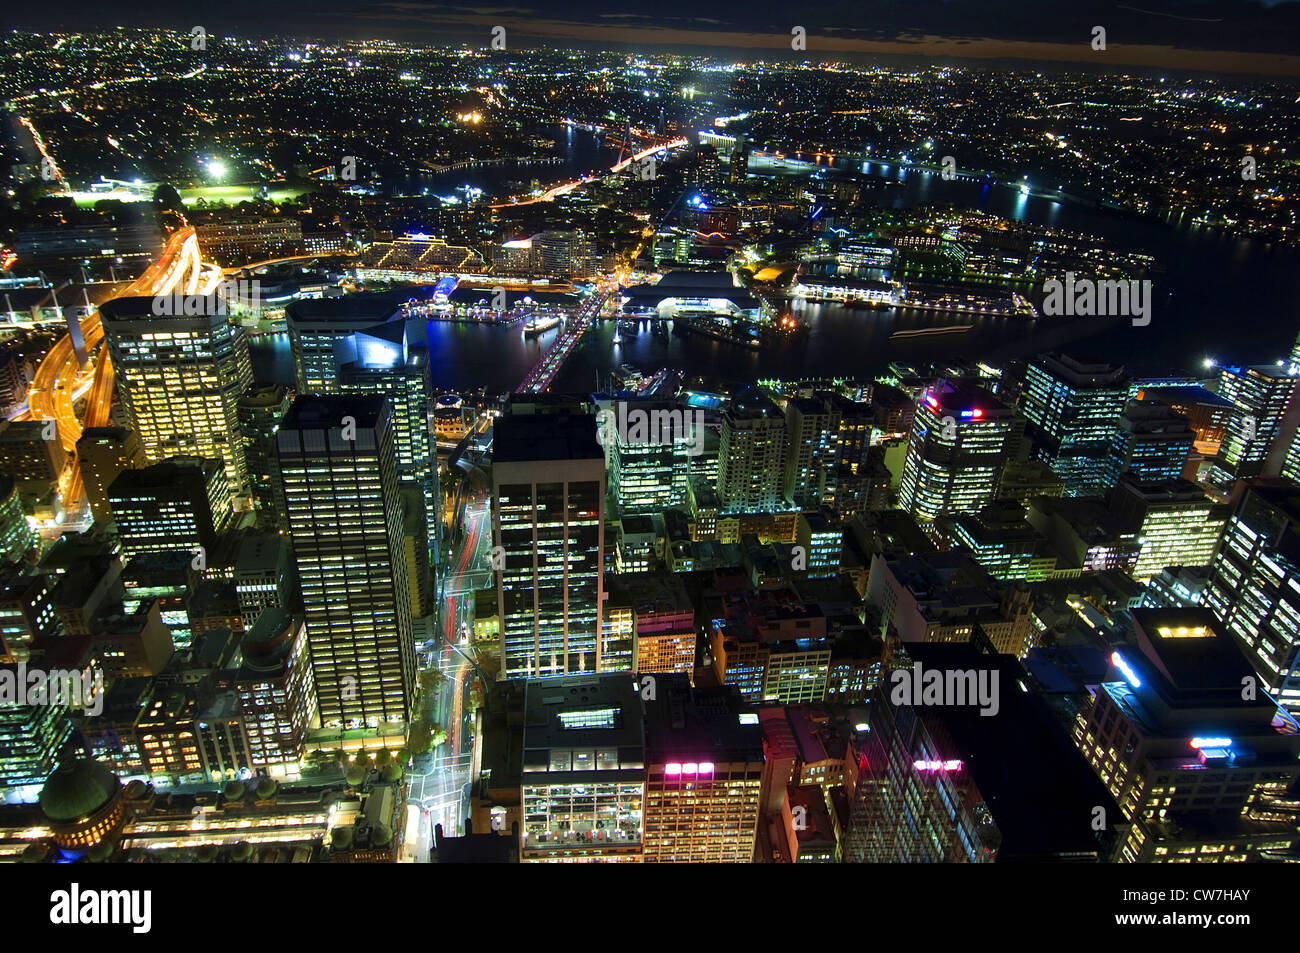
[23,226,222,508]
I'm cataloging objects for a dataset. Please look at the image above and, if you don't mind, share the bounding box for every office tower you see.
[899,379,1020,528]
[866,551,1035,656]
[1075,609,1300,861]
[233,533,298,629]
[519,674,644,862]
[1021,353,1129,496]
[76,426,145,524]
[846,645,1121,862]
[795,510,843,578]
[0,566,59,662]
[338,323,438,559]
[643,676,764,863]
[1141,565,1212,609]
[0,475,33,564]
[1109,477,1229,583]
[939,500,1058,581]
[493,414,605,679]
[100,295,253,495]
[107,457,232,560]
[224,608,318,771]
[718,391,788,512]
[1212,363,1300,482]
[605,400,691,516]
[285,296,400,395]
[237,384,292,522]
[1106,397,1195,486]
[784,397,836,508]
[1204,478,1300,711]
[730,135,750,184]
[275,395,415,727]
[0,420,66,497]
[0,696,73,787]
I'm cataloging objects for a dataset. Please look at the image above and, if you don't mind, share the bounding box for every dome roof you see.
[39,759,121,823]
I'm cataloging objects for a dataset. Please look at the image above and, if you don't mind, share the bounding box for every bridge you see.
[491,136,689,209]
[515,291,609,395]
[22,225,224,509]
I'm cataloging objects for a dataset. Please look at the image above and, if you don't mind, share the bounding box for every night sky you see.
[8,1,1300,74]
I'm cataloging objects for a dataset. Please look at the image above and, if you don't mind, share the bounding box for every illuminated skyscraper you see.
[1211,364,1300,483]
[784,397,836,508]
[1204,478,1300,711]
[718,391,788,512]
[1105,397,1195,487]
[899,379,1020,529]
[107,456,232,561]
[285,296,401,395]
[76,426,145,525]
[1074,609,1300,861]
[275,395,415,728]
[642,676,764,863]
[1020,353,1129,496]
[493,413,605,679]
[1109,476,1228,583]
[101,295,253,495]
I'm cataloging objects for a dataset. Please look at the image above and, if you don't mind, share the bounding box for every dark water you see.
[251,156,1300,394]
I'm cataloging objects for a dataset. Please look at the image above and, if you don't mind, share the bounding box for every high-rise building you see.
[275,395,415,727]
[1106,397,1195,486]
[519,673,645,862]
[846,644,1121,862]
[233,533,298,629]
[101,295,253,495]
[899,379,1020,528]
[1021,353,1129,496]
[76,426,145,524]
[285,296,401,395]
[1204,478,1300,711]
[1211,364,1300,483]
[718,391,788,513]
[643,676,764,863]
[493,413,605,679]
[1109,477,1229,583]
[784,397,836,508]
[237,385,292,522]
[1074,609,1300,861]
[604,399,691,516]
[107,457,232,561]
[0,475,33,565]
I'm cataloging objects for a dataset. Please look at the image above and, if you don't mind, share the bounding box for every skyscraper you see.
[899,379,1021,528]
[1204,478,1300,711]
[1211,363,1300,483]
[784,397,836,508]
[285,296,401,395]
[107,457,232,561]
[718,391,788,513]
[101,295,253,495]
[1105,396,1195,487]
[1021,353,1129,496]
[493,413,605,679]
[275,395,415,728]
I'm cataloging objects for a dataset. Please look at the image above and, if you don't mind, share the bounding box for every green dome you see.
[39,759,121,823]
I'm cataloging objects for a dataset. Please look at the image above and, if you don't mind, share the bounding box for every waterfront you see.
[252,153,1300,395]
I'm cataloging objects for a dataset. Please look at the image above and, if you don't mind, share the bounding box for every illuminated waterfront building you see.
[101,295,253,495]
[493,413,605,679]
[275,396,415,728]
[1074,609,1300,862]
[899,379,1020,529]
[1021,353,1129,497]
[1203,478,1300,712]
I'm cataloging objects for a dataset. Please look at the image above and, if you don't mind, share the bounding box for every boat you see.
[889,324,974,340]
[523,316,560,336]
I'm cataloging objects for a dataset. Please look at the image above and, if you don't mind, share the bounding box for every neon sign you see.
[913,759,962,772]
[1189,737,1232,749]
[1110,651,1142,688]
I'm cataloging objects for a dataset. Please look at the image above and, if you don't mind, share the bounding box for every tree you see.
[256,778,279,799]
[346,764,367,787]
[231,841,253,863]
[153,183,184,214]
[380,763,403,784]
[223,780,246,801]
